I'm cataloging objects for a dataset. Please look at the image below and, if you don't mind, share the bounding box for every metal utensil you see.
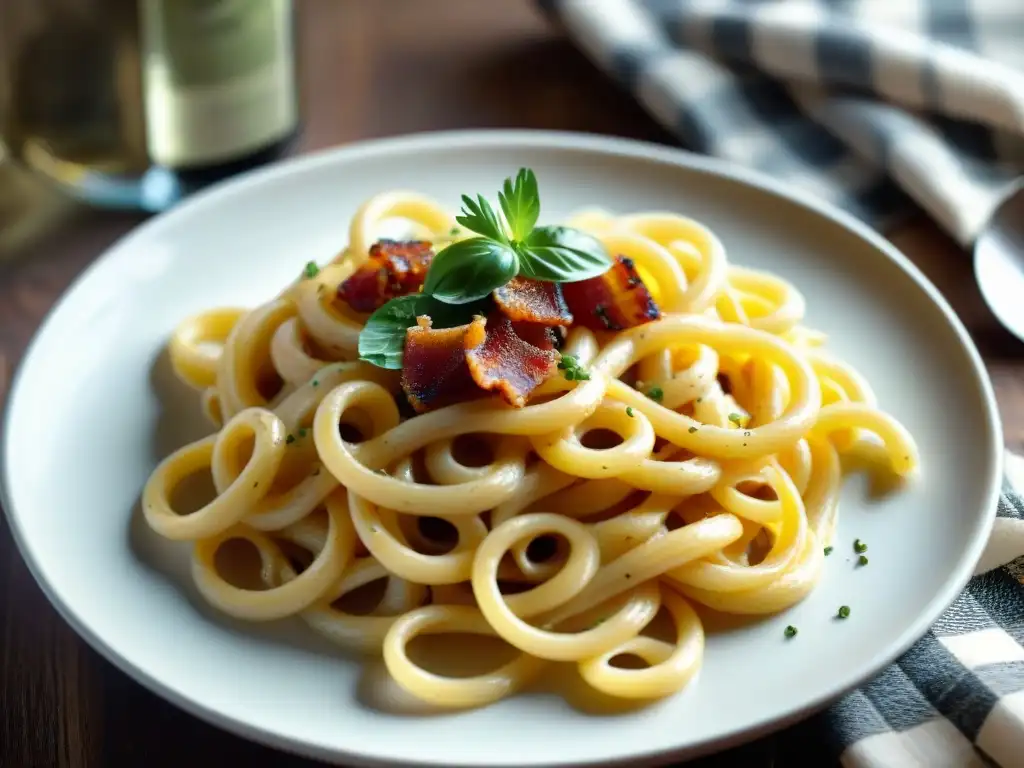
[975,182,1024,342]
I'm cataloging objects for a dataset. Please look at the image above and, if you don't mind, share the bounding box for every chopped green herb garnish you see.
[449,225,461,235]
[824,546,833,556]
[728,412,742,425]
[285,434,295,444]
[858,555,869,566]
[853,538,867,553]
[298,428,307,438]
[688,426,698,434]
[303,261,320,279]
[312,379,319,387]
[837,605,851,619]
[784,625,797,638]
[646,386,664,403]
[626,406,634,418]
[557,354,590,382]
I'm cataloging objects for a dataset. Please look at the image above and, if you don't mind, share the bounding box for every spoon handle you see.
[974,180,1024,343]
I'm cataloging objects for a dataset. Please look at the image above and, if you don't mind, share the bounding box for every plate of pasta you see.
[1,130,1001,767]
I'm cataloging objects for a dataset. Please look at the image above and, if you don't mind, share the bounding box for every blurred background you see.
[0,0,670,243]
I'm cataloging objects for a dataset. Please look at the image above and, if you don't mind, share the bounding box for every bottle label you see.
[140,0,297,168]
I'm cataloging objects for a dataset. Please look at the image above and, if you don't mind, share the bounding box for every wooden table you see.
[1,1,1020,766]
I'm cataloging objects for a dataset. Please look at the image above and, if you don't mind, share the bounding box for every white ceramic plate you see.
[1,131,1003,767]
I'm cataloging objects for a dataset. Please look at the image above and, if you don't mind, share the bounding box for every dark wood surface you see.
[1,1,1020,767]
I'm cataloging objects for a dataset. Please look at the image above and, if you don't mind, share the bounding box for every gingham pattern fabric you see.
[813,471,1024,768]
[537,0,1024,246]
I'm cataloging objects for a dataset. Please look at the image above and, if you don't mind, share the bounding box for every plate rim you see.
[0,128,1004,767]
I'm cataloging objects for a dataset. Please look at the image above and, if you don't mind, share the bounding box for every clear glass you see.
[0,0,299,212]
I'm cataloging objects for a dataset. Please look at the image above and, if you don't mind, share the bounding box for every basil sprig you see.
[357,168,612,369]
[498,167,540,241]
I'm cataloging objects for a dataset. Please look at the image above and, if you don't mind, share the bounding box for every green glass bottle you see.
[0,0,301,212]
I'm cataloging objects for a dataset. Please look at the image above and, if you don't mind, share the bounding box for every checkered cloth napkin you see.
[536,1,1024,765]
[817,457,1024,768]
[538,0,1024,246]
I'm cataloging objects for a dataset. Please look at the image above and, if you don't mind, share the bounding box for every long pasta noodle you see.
[141,188,919,710]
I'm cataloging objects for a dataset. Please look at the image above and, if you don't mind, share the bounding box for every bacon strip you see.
[560,255,660,331]
[511,322,558,352]
[401,319,480,413]
[493,277,572,326]
[466,313,558,408]
[337,240,434,313]
[400,313,558,412]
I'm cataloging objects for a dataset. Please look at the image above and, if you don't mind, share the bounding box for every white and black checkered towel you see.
[535,2,1024,765]
[538,0,1024,246]
[815,460,1024,768]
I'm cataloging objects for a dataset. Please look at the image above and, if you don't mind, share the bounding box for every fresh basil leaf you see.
[455,194,507,243]
[499,168,540,242]
[423,237,519,304]
[358,295,423,369]
[519,226,612,282]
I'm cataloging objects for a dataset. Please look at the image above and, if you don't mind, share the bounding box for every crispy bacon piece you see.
[466,313,559,408]
[337,240,434,313]
[401,319,480,413]
[560,255,660,331]
[493,277,573,326]
[400,313,558,413]
[511,322,558,351]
